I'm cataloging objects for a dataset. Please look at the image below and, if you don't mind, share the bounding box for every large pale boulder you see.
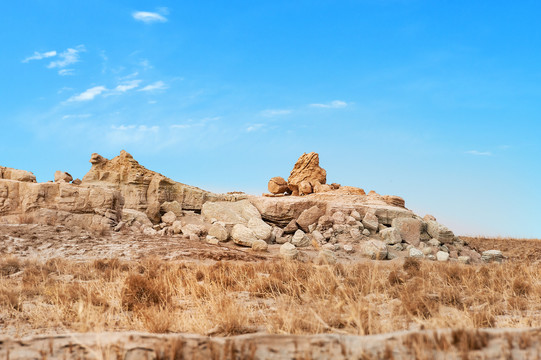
[231,224,257,247]
[249,196,321,227]
[426,220,455,244]
[268,177,289,194]
[247,217,272,242]
[359,240,388,260]
[287,152,327,196]
[296,205,325,232]
[201,200,261,226]
[481,250,503,263]
[122,209,153,227]
[161,211,177,225]
[391,218,423,246]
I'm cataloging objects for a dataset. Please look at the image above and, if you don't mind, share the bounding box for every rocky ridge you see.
[0,151,498,263]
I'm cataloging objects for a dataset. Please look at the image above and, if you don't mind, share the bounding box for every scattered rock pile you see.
[0,151,500,263]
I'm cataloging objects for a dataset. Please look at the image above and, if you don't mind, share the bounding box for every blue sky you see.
[1,1,540,238]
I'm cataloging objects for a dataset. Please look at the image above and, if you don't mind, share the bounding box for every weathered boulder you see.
[283,219,299,234]
[280,242,298,260]
[201,200,261,226]
[359,240,388,260]
[231,224,257,247]
[380,227,402,245]
[161,211,177,225]
[296,205,325,232]
[331,211,347,225]
[362,212,379,232]
[251,239,268,251]
[382,195,406,208]
[161,201,183,218]
[268,177,289,194]
[122,209,153,227]
[287,152,327,196]
[436,251,450,262]
[482,250,503,263]
[426,220,455,244]
[208,223,229,242]
[298,181,313,195]
[182,224,206,238]
[54,171,73,183]
[249,196,320,227]
[247,217,272,242]
[391,218,423,246]
[291,229,311,247]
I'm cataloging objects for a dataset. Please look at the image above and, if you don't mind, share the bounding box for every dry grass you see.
[2,242,541,338]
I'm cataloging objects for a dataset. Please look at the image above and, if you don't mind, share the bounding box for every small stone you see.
[359,240,388,260]
[189,234,200,242]
[362,229,371,236]
[333,224,348,234]
[161,211,177,225]
[275,236,289,244]
[322,243,335,251]
[54,170,73,183]
[283,219,299,234]
[428,238,441,247]
[422,247,433,256]
[312,230,325,244]
[350,210,361,221]
[440,244,450,253]
[391,243,404,251]
[323,228,333,240]
[436,251,450,262]
[252,239,269,252]
[427,255,436,261]
[346,216,357,226]
[280,242,298,260]
[206,236,220,245]
[349,227,362,241]
[171,221,183,234]
[380,227,402,245]
[482,250,503,263]
[409,248,424,258]
[362,212,379,232]
[208,223,229,242]
[458,256,471,264]
[291,229,311,247]
[317,215,333,230]
[331,211,347,225]
[343,244,354,253]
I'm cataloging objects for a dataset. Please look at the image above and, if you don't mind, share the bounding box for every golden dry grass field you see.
[2,235,541,340]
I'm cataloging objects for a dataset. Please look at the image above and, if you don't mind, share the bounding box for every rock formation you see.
[0,150,491,263]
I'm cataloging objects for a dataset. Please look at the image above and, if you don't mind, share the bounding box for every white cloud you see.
[260,109,292,117]
[67,86,107,102]
[62,114,92,120]
[48,45,85,69]
[22,50,57,63]
[132,11,167,23]
[465,150,492,156]
[138,81,167,92]
[309,100,348,109]
[246,123,264,132]
[114,80,141,92]
[58,69,74,76]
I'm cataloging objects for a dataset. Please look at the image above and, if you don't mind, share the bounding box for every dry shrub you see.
[121,273,170,310]
[403,257,421,277]
[0,288,22,311]
[512,278,531,297]
[140,306,173,333]
[0,256,22,276]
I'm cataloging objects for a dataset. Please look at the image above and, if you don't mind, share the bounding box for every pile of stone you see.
[0,150,501,264]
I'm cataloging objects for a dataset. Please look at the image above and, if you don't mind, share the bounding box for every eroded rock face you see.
[82,150,245,222]
[0,166,36,183]
[287,152,327,196]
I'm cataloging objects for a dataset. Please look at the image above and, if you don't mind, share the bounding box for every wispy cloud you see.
[22,50,57,63]
[58,69,74,76]
[62,114,92,120]
[170,117,220,130]
[67,86,107,102]
[260,109,292,117]
[309,100,348,109]
[132,11,168,23]
[48,45,85,69]
[465,150,492,156]
[246,123,264,132]
[114,80,141,92]
[138,81,167,92]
